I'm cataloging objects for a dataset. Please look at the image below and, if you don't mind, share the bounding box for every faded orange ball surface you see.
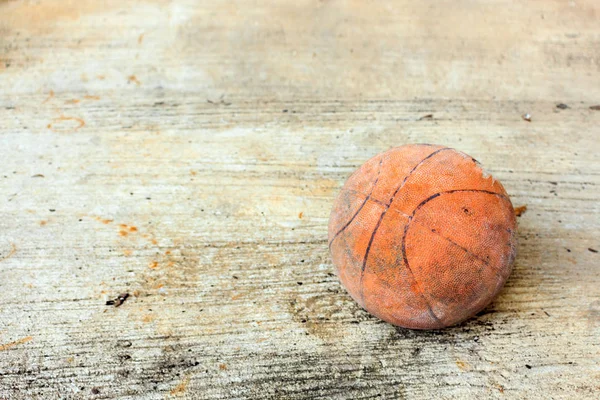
[328,144,517,329]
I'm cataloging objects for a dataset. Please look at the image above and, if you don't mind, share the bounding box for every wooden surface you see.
[1,1,599,398]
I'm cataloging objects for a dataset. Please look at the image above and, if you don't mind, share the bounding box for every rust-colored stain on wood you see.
[94,217,113,224]
[47,116,85,132]
[116,224,138,236]
[170,376,190,396]
[0,336,32,351]
[455,360,470,371]
[127,75,141,86]
[142,314,155,323]
[0,243,17,262]
[514,205,528,217]
[41,90,54,104]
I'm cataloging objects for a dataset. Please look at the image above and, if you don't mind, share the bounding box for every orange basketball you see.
[328,144,517,329]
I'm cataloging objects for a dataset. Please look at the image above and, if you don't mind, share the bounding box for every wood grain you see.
[0,0,599,398]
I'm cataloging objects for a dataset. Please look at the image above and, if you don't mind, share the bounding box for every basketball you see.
[328,144,517,329]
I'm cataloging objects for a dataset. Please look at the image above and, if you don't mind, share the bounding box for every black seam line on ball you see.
[399,189,510,325]
[402,189,511,265]
[340,188,390,209]
[411,218,492,268]
[360,147,451,275]
[410,218,507,286]
[328,157,384,250]
[358,147,451,324]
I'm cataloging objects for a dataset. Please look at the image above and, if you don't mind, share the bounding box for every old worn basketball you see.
[328,144,517,329]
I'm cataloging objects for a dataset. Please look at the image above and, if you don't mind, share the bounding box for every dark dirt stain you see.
[290,292,371,341]
[207,95,231,106]
[268,351,406,398]
[133,343,199,395]
[589,105,600,111]
[106,293,129,307]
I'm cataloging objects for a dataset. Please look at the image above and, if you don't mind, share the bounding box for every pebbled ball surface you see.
[328,144,517,329]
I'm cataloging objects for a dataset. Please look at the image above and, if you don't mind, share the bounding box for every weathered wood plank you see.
[0,0,599,399]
